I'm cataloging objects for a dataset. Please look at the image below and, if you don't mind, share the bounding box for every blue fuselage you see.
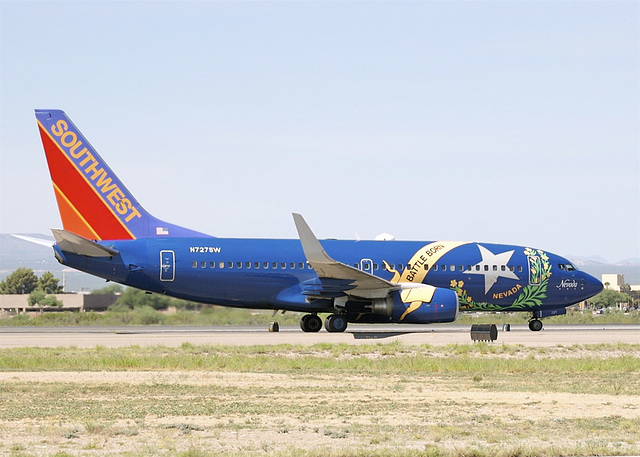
[55,237,603,316]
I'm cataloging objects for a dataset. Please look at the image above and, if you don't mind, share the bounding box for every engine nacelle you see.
[389,284,459,324]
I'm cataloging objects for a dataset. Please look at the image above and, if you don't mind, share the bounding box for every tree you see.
[28,289,46,306]
[37,271,63,294]
[91,284,124,295]
[28,289,62,310]
[590,289,631,309]
[117,287,171,310]
[0,268,38,294]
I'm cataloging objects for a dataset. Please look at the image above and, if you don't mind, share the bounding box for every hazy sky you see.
[1,1,638,263]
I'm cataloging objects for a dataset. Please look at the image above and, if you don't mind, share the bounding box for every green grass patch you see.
[0,306,307,327]
[1,308,638,326]
[456,309,640,325]
[1,343,638,396]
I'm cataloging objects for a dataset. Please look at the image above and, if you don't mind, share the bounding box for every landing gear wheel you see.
[324,314,348,333]
[528,319,543,332]
[300,314,322,333]
[269,321,279,332]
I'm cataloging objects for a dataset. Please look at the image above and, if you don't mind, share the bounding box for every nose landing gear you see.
[528,318,543,332]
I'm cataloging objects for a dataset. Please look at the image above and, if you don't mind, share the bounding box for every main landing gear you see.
[300,314,322,332]
[299,313,348,333]
[324,314,348,332]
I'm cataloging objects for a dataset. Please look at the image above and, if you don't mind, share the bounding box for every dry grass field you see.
[0,342,639,457]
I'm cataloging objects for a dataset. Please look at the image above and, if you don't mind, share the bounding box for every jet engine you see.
[387,284,459,323]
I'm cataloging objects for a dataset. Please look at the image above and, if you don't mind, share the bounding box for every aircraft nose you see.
[582,272,604,300]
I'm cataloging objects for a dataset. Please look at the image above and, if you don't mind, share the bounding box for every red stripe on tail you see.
[38,124,134,240]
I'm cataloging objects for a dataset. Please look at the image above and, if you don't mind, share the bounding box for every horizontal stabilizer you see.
[52,229,119,257]
[12,234,54,248]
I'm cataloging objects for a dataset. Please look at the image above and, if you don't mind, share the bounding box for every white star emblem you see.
[465,245,520,294]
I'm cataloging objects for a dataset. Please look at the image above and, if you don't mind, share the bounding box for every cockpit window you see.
[558,263,577,271]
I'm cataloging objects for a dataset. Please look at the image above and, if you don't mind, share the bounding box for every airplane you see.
[34,109,603,333]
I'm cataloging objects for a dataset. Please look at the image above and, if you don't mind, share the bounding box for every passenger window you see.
[219,261,225,269]
[210,261,216,268]
[475,265,480,271]
[407,263,412,270]
[237,262,242,269]
[484,265,489,271]
[458,265,464,271]
[509,266,514,271]
[374,264,379,270]
[398,264,404,270]
[450,265,455,272]
[228,261,233,269]
[246,262,251,269]
[192,261,197,268]
[441,264,447,271]
[424,264,429,270]
[517,266,523,273]
[201,261,206,268]
[281,262,286,269]
[290,262,295,269]
[433,265,438,271]
[272,262,278,269]
[501,265,506,271]
[492,265,497,271]
[255,262,260,269]
[263,262,269,269]
[299,262,305,269]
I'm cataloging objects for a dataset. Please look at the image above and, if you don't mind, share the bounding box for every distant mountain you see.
[2,234,640,291]
[569,254,640,267]
[615,258,640,267]
[567,255,640,284]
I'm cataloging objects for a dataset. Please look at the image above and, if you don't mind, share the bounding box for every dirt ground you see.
[1,328,639,456]
[1,367,639,457]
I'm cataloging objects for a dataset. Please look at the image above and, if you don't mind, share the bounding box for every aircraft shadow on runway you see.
[350,332,412,339]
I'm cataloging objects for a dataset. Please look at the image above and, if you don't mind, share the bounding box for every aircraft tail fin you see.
[35,109,207,240]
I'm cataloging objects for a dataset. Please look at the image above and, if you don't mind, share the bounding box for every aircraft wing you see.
[293,213,399,299]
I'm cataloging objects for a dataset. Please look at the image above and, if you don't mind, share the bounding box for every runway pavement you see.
[0,324,638,348]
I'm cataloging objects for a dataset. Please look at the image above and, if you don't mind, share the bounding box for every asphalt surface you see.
[0,324,638,348]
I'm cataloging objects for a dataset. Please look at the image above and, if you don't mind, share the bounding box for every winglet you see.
[292,213,334,266]
[292,213,398,299]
